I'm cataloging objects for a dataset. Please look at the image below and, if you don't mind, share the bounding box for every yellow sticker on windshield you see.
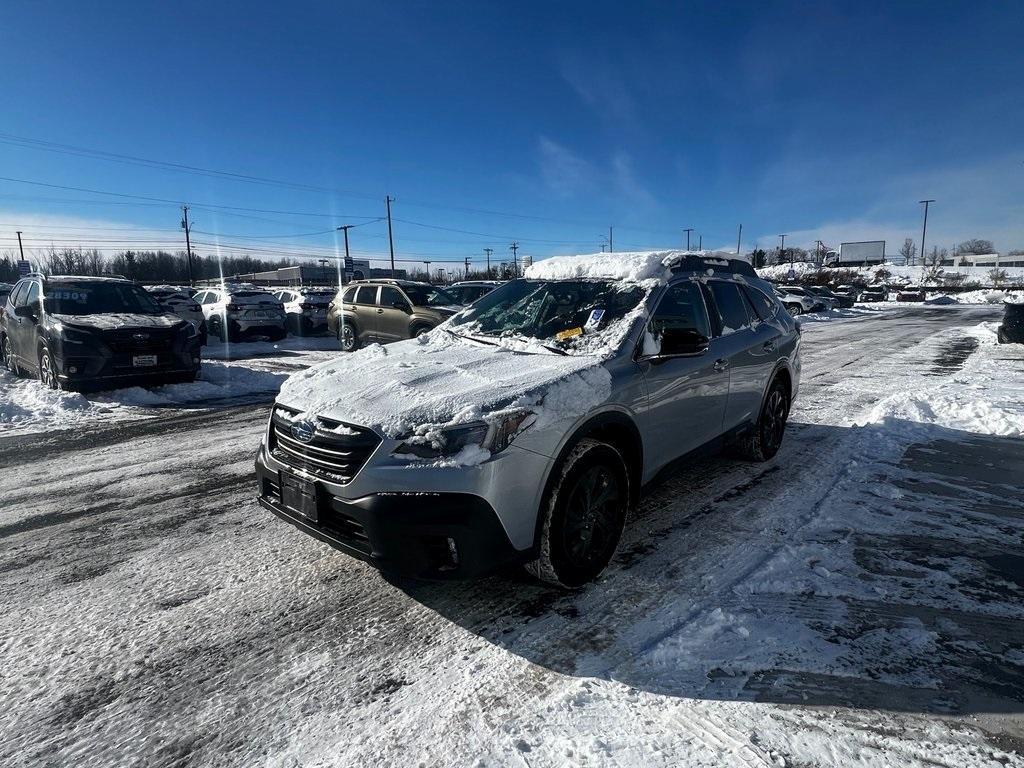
[555,327,583,341]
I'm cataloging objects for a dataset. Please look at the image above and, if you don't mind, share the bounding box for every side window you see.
[342,286,357,303]
[648,282,711,339]
[742,285,778,322]
[24,282,40,310]
[9,281,28,307]
[707,281,755,334]
[354,286,378,305]
[379,286,405,307]
[193,291,206,304]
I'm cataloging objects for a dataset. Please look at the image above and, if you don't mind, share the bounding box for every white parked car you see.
[192,285,287,342]
[146,285,207,344]
[774,286,819,316]
[272,287,336,336]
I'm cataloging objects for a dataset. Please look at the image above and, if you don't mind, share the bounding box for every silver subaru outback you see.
[255,251,800,587]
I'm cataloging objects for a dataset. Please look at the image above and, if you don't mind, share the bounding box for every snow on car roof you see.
[525,250,748,284]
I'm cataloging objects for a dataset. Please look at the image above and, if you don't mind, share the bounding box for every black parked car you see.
[1,274,201,391]
[998,301,1024,344]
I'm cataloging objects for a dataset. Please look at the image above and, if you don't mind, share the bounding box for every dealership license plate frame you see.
[132,354,158,367]
[280,470,319,523]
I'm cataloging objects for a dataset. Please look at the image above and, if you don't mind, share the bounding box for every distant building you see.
[956,253,1024,268]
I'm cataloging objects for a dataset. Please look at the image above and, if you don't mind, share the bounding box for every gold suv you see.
[327,280,462,351]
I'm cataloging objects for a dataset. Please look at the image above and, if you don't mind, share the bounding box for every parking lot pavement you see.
[1,305,1021,767]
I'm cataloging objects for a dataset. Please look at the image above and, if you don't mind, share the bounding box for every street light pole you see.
[779,233,788,265]
[919,200,935,270]
[683,228,694,251]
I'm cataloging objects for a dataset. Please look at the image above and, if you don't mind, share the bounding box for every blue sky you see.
[0,0,1022,268]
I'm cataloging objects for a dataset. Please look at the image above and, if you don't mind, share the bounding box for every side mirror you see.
[14,304,35,318]
[658,327,710,356]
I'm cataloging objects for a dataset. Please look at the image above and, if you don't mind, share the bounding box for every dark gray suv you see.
[257,252,800,587]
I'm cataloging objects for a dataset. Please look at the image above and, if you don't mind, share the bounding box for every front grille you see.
[104,329,176,354]
[270,407,380,484]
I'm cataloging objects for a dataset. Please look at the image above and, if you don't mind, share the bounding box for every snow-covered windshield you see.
[44,282,163,315]
[448,278,646,355]
[402,284,458,307]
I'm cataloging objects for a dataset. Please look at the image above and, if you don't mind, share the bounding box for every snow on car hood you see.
[52,313,185,331]
[276,331,612,438]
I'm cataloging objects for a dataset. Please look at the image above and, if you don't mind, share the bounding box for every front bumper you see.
[54,334,201,391]
[256,448,526,579]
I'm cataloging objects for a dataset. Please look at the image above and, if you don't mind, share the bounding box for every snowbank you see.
[864,323,1024,437]
[0,361,291,435]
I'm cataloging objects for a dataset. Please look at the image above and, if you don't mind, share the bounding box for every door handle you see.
[762,341,776,352]
[376,308,384,314]
[713,358,729,372]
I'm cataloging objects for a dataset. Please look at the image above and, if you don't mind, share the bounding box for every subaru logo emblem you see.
[291,420,316,443]
[132,333,149,341]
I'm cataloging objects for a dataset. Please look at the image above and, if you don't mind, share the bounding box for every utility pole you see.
[423,261,431,282]
[608,226,613,253]
[736,223,742,255]
[180,205,195,286]
[336,225,354,262]
[683,228,694,251]
[464,256,471,279]
[385,196,396,277]
[919,200,935,273]
[16,230,25,261]
[484,248,493,278]
[698,234,702,251]
[510,241,519,276]
[779,233,789,265]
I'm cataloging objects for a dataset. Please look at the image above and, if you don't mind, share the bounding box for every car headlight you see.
[56,325,93,345]
[393,410,535,460]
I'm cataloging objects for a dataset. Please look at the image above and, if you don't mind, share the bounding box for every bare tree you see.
[899,238,917,265]
[957,239,995,255]
[989,267,1009,287]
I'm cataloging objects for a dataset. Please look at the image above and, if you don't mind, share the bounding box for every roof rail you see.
[669,254,757,278]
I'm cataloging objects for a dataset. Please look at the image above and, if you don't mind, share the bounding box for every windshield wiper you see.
[443,328,498,346]
[537,343,567,356]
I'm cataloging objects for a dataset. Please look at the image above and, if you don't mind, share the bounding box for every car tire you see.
[339,322,359,352]
[38,345,61,390]
[787,304,802,317]
[525,438,630,589]
[268,329,287,342]
[412,325,432,338]
[734,376,790,462]
[2,335,21,376]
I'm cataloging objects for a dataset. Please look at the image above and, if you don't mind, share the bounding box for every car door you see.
[704,280,771,431]
[376,286,411,342]
[350,285,379,341]
[637,280,729,471]
[5,280,31,365]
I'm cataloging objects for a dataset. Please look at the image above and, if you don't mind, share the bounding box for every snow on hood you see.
[52,313,185,331]
[276,331,612,438]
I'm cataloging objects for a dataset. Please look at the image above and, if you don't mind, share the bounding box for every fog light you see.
[192,357,200,364]
[68,366,78,374]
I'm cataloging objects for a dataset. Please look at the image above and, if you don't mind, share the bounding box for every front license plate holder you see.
[132,354,158,367]
[280,471,319,523]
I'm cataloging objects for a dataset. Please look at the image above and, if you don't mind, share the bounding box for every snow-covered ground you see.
[2,305,1023,767]
[758,261,1024,287]
[0,335,340,435]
